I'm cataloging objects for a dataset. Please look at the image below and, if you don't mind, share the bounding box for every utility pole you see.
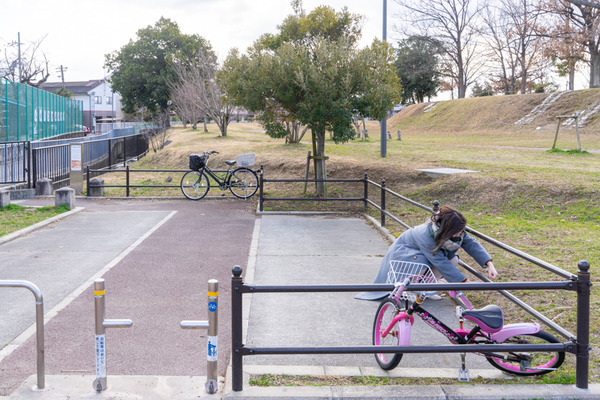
[9,32,23,83]
[56,65,68,89]
[18,33,22,82]
[380,0,387,158]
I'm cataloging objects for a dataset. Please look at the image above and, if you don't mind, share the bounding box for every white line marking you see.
[0,210,177,363]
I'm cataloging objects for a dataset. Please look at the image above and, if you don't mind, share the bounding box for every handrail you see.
[231,262,592,391]
[0,280,45,389]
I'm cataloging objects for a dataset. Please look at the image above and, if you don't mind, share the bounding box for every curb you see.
[0,206,84,246]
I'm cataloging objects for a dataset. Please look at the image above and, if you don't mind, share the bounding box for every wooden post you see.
[552,118,561,150]
[575,114,582,152]
[304,151,311,194]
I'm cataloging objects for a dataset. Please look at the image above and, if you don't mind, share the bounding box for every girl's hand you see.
[486,262,498,280]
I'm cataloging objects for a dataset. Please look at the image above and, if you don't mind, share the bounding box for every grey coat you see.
[356,221,492,300]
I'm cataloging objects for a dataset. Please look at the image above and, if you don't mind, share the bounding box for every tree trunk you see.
[311,128,327,196]
[590,49,600,88]
[569,69,575,91]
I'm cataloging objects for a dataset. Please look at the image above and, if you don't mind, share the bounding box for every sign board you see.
[70,144,83,193]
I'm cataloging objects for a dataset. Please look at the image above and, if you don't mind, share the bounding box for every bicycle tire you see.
[486,330,565,376]
[228,168,258,199]
[372,299,410,370]
[180,170,210,200]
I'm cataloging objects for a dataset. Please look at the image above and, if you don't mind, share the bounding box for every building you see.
[40,80,123,132]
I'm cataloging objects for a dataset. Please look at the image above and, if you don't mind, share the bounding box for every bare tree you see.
[168,73,203,129]
[543,0,599,87]
[482,0,549,93]
[171,53,233,137]
[481,4,521,93]
[394,0,485,98]
[1,34,50,86]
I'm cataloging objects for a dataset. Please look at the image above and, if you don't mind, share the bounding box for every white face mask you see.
[441,235,462,251]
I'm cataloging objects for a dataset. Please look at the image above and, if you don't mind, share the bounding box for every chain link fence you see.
[1,79,83,142]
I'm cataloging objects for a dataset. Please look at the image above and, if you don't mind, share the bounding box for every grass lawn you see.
[0,204,70,237]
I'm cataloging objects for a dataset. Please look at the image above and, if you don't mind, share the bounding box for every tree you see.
[221,2,400,195]
[395,36,441,103]
[1,34,50,86]
[543,0,600,87]
[170,50,234,136]
[394,0,485,98]
[104,17,214,121]
[471,80,494,96]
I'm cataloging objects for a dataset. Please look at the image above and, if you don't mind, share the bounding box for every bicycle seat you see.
[462,305,504,333]
[225,160,236,166]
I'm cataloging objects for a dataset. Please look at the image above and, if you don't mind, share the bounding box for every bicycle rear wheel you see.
[181,171,210,200]
[373,299,409,370]
[228,168,258,199]
[486,331,565,376]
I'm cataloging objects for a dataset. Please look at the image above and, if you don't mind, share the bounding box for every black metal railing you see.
[85,166,248,197]
[247,173,593,390]
[0,141,29,185]
[231,261,591,391]
[1,133,148,188]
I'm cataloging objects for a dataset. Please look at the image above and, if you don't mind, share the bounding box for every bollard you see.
[181,279,219,394]
[93,279,133,392]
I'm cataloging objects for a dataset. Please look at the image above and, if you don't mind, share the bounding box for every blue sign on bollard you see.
[208,301,217,312]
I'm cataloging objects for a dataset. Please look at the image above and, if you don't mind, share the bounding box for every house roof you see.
[40,80,105,95]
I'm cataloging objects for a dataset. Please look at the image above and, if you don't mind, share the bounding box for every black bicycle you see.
[180,151,259,200]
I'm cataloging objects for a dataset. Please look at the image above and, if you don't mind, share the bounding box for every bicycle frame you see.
[200,166,233,190]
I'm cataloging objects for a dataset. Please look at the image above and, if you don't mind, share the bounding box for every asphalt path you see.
[0,197,256,396]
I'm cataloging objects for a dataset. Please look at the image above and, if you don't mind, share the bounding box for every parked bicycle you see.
[180,151,259,200]
[373,261,564,381]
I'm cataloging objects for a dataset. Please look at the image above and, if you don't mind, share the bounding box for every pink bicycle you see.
[373,261,565,380]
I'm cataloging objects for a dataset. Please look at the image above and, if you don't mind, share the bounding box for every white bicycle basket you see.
[387,261,438,299]
[236,153,255,167]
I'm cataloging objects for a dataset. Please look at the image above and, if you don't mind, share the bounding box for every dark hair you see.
[431,205,467,250]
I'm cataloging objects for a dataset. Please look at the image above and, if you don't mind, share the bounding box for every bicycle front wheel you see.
[181,171,210,200]
[228,168,258,199]
[373,299,409,370]
[486,331,565,376]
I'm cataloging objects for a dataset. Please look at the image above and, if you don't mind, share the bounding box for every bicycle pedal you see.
[458,368,470,382]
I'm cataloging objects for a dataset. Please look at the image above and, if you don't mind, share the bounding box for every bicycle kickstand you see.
[458,353,470,382]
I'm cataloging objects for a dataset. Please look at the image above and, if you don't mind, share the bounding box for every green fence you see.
[0,79,84,142]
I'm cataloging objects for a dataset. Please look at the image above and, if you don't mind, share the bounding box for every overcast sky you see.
[0,0,397,83]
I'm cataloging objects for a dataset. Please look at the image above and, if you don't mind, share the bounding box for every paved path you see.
[0,197,256,396]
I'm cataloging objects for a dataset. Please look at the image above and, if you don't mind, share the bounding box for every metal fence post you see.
[231,265,244,392]
[93,279,133,392]
[86,165,90,197]
[576,260,591,390]
[380,179,386,228]
[433,200,440,213]
[126,166,130,197]
[259,168,264,212]
[363,173,368,211]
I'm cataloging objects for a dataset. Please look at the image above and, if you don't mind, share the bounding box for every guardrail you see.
[84,166,260,198]
[0,280,45,389]
[252,173,593,390]
[231,261,591,391]
[0,141,29,185]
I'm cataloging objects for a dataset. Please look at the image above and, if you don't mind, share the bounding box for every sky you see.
[0,0,396,83]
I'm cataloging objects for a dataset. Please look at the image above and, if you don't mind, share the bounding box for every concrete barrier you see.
[36,178,53,196]
[88,178,105,197]
[55,187,75,209]
[0,190,10,208]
